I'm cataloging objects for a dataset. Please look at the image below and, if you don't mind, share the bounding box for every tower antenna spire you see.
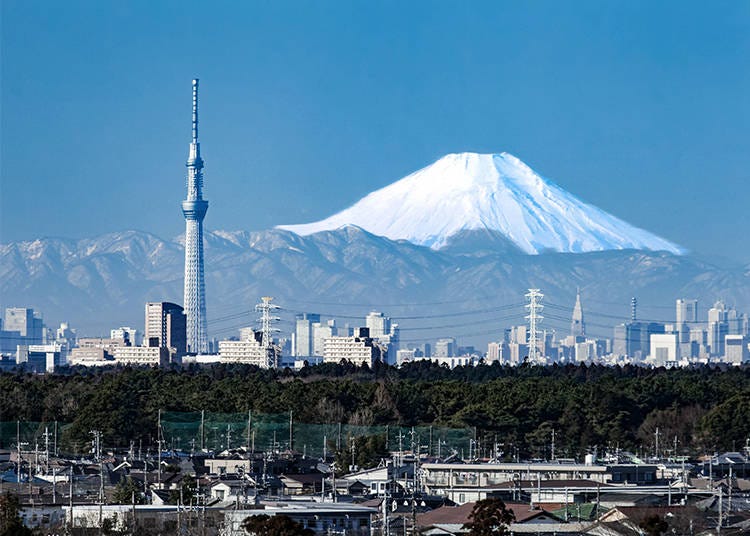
[192,78,199,142]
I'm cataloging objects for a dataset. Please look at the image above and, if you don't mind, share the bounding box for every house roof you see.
[417,501,556,527]
[280,473,325,485]
[598,505,702,523]
[495,478,610,489]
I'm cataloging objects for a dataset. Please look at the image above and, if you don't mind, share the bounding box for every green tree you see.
[167,475,196,505]
[333,433,389,474]
[0,492,33,536]
[242,514,314,536]
[639,514,668,536]
[112,477,145,505]
[463,498,515,536]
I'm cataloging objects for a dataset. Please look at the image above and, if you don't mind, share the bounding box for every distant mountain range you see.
[2,227,748,345]
[2,152,748,345]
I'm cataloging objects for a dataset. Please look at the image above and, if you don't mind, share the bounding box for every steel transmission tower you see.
[256,297,281,368]
[182,79,209,354]
[525,289,544,363]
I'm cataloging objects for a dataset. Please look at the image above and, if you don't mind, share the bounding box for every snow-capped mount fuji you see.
[278,152,684,255]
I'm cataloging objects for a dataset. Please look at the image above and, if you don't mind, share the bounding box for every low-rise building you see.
[111,345,170,366]
[16,343,67,372]
[224,502,375,536]
[68,346,113,366]
[218,332,268,367]
[421,461,659,504]
[323,328,382,367]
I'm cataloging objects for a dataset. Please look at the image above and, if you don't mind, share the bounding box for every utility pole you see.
[289,410,293,452]
[157,410,162,490]
[525,289,544,363]
[551,429,556,461]
[99,459,104,536]
[69,465,74,530]
[44,426,50,473]
[200,409,205,451]
[728,465,733,512]
[90,429,102,461]
[398,430,404,467]
[16,420,20,492]
[247,409,253,450]
[383,468,390,536]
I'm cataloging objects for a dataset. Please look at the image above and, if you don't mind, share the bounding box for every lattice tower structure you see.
[181,79,209,354]
[525,288,544,362]
[256,297,281,368]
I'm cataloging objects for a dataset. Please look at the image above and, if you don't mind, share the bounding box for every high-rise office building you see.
[3,307,44,342]
[365,311,399,364]
[365,312,391,337]
[293,313,320,357]
[144,302,186,357]
[708,301,730,357]
[312,320,336,357]
[570,290,586,338]
[182,79,209,354]
[676,299,698,324]
[676,298,698,344]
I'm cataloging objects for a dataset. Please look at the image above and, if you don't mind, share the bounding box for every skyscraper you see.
[676,298,698,324]
[293,313,320,357]
[676,298,698,344]
[182,79,209,354]
[571,289,586,338]
[145,302,187,357]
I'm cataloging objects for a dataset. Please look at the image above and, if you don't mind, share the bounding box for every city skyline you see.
[2,1,749,263]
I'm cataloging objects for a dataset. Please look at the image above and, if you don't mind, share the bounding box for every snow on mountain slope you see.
[278,152,684,255]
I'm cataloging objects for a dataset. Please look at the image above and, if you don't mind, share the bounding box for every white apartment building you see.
[68,347,112,366]
[111,345,170,366]
[218,337,267,367]
[649,333,680,366]
[725,335,749,365]
[396,348,416,365]
[411,355,478,369]
[110,326,142,346]
[323,332,381,367]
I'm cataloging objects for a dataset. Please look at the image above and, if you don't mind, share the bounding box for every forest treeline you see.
[0,361,748,458]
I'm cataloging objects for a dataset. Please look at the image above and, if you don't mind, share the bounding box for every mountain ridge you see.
[2,228,747,346]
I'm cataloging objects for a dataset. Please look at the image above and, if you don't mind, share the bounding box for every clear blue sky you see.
[2,0,749,263]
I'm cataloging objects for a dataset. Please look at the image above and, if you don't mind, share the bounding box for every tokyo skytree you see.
[182,79,208,354]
